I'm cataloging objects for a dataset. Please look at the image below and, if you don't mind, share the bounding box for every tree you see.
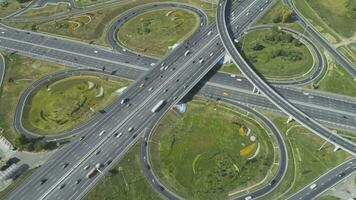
[279,5,293,23]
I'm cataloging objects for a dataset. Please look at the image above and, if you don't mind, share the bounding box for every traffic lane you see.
[0,53,5,88]
[41,35,227,200]
[199,84,356,131]
[287,158,356,200]
[9,16,225,199]
[217,0,356,155]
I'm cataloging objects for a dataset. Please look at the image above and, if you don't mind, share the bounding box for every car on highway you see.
[59,184,66,190]
[120,98,129,104]
[75,179,82,184]
[128,127,134,132]
[99,130,105,136]
[40,179,47,185]
[79,136,85,141]
[309,183,317,189]
[62,163,69,169]
[84,165,90,170]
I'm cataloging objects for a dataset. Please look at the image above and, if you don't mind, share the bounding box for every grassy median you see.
[23,75,130,135]
[9,0,215,47]
[150,99,275,200]
[117,8,199,57]
[299,0,356,39]
[259,113,350,199]
[0,52,67,144]
[238,28,314,81]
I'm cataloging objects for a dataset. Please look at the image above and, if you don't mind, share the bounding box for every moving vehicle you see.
[151,100,165,113]
[184,50,190,56]
[128,127,134,132]
[86,168,97,178]
[310,183,317,189]
[120,98,129,104]
[99,130,105,136]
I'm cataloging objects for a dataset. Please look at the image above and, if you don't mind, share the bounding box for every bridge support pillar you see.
[252,86,260,94]
[223,52,232,64]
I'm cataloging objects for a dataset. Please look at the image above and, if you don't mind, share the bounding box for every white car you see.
[309,183,317,189]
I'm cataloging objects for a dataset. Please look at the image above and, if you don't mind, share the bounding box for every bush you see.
[16,0,31,3]
[0,1,8,7]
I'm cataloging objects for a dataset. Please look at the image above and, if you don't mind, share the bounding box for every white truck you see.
[151,100,165,113]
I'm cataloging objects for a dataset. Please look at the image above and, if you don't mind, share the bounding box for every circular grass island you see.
[117,8,200,57]
[240,28,314,81]
[149,99,276,200]
[23,74,130,135]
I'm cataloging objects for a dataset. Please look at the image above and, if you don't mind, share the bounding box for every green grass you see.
[74,0,112,8]
[22,75,130,135]
[0,0,30,18]
[150,99,275,200]
[16,3,71,18]
[8,0,216,47]
[117,8,199,57]
[0,52,68,144]
[292,0,341,43]
[305,0,356,38]
[348,43,356,55]
[255,1,305,33]
[338,46,356,65]
[83,142,162,200]
[0,168,35,199]
[305,51,356,97]
[239,29,314,80]
[219,62,241,75]
[260,113,350,199]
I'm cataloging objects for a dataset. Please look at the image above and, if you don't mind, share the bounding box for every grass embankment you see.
[0,0,30,18]
[23,75,130,135]
[16,3,71,18]
[83,142,162,200]
[117,8,199,57]
[292,0,341,43]
[10,0,216,47]
[150,99,275,200]
[305,51,356,97]
[304,0,356,39]
[0,52,67,144]
[239,28,314,80]
[260,113,350,199]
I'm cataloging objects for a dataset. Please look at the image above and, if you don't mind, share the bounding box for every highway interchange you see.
[0,0,355,199]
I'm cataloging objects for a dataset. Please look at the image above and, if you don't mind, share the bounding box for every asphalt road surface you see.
[0,53,4,89]
[5,0,274,199]
[217,0,356,156]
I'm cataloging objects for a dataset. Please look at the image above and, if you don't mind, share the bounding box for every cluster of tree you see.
[0,1,8,7]
[137,20,151,35]
[16,0,31,3]
[273,5,293,23]
[270,49,303,62]
[346,0,356,19]
[14,134,57,152]
[264,28,302,47]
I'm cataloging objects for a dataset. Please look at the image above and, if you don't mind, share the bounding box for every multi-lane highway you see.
[217,0,356,156]
[287,157,356,200]
[1,0,355,199]
[5,0,277,199]
[283,0,356,77]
